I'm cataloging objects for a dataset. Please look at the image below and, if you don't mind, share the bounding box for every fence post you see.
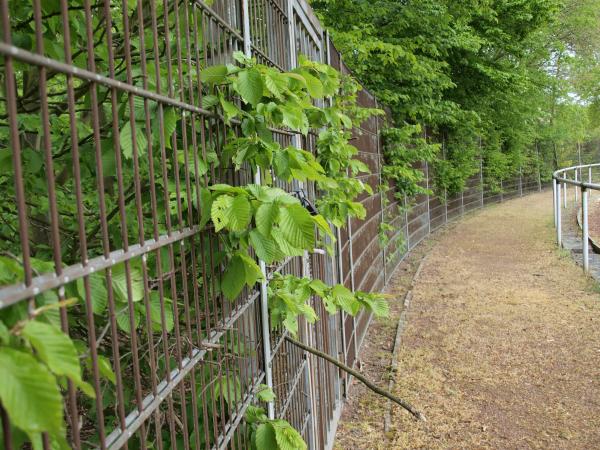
[425,126,431,234]
[242,0,275,420]
[575,170,579,202]
[442,135,448,223]
[553,178,557,228]
[376,102,387,286]
[557,182,562,246]
[500,179,504,202]
[480,137,484,207]
[404,194,410,251]
[582,186,589,273]
[564,176,568,208]
[519,166,523,197]
[536,142,542,192]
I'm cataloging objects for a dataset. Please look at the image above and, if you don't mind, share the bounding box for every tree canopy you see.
[313,0,600,187]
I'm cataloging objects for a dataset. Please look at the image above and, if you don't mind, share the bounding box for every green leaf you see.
[255,423,277,450]
[0,348,63,434]
[332,284,360,315]
[312,214,336,241]
[111,264,144,303]
[97,355,116,384]
[163,107,178,149]
[256,384,276,403]
[120,121,147,160]
[211,194,251,232]
[235,69,264,106]
[221,255,246,301]
[199,187,213,229]
[220,98,240,123]
[238,252,264,286]
[250,229,283,264]
[201,95,220,109]
[21,321,95,397]
[278,204,315,250]
[76,272,107,315]
[273,419,307,450]
[300,71,324,98]
[271,229,304,257]
[229,195,252,231]
[149,292,174,333]
[200,64,228,84]
[115,303,141,333]
[211,195,233,232]
[255,202,279,235]
[245,405,268,424]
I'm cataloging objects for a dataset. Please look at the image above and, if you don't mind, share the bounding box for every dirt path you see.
[335,192,600,449]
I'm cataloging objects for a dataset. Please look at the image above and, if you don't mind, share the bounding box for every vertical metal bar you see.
[404,194,410,251]
[500,179,504,202]
[557,183,562,247]
[575,170,579,202]
[553,178,557,228]
[519,166,523,197]
[480,138,484,207]
[564,176,568,208]
[242,0,274,420]
[424,127,431,234]
[536,141,542,192]
[582,187,589,273]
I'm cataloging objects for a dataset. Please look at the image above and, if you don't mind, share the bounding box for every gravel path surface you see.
[335,191,600,449]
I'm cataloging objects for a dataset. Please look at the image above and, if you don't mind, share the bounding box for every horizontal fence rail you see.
[0,1,546,449]
[553,163,600,274]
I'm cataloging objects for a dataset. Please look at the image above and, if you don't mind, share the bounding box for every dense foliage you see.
[0,1,387,448]
[313,0,600,192]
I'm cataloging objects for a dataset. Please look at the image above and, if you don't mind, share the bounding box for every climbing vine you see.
[0,46,389,449]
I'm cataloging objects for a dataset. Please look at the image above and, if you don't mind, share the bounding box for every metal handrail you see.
[552,163,599,273]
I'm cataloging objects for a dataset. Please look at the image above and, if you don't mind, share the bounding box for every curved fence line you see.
[0,1,547,449]
[553,163,600,273]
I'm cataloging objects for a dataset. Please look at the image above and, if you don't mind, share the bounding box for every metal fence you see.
[553,163,600,274]
[0,1,544,449]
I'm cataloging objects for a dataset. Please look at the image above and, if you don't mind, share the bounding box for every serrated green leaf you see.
[221,255,246,301]
[97,355,116,385]
[271,229,304,257]
[163,107,178,149]
[273,420,307,450]
[312,214,336,241]
[120,121,147,160]
[0,348,64,434]
[201,95,220,109]
[332,284,360,315]
[149,292,174,332]
[235,69,264,106]
[220,98,240,123]
[200,64,228,84]
[211,195,233,232]
[238,252,264,286]
[115,302,141,333]
[77,272,107,315]
[229,195,252,231]
[300,71,324,98]
[250,229,283,264]
[199,187,213,229]
[245,405,268,424]
[255,201,279,235]
[256,384,276,403]
[278,204,315,250]
[111,264,144,303]
[21,321,95,397]
[255,423,278,450]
